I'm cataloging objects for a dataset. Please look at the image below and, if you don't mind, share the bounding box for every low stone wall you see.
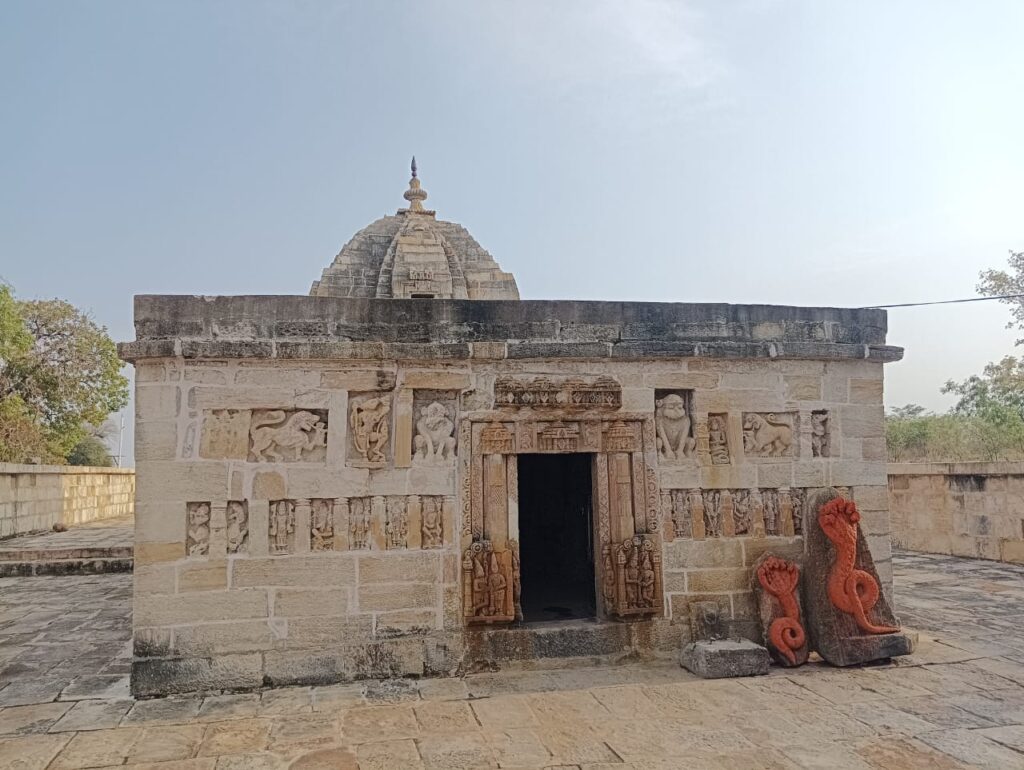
[0,464,135,538]
[888,462,1024,564]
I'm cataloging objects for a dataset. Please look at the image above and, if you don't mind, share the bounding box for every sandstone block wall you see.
[121,297,900,695]
[889,462,1024,564]
[0,464,135,538]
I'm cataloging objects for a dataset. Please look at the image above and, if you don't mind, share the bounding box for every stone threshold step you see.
[0,557,133,577]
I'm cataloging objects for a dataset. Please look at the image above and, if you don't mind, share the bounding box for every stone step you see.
[464,618,659,671]
[0,545,133,561]
[0,556,133,577]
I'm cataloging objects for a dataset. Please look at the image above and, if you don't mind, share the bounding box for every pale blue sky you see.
[3,1,1023,449]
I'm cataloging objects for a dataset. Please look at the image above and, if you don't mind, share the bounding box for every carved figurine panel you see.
[494,376,621,410]
[250,409,328,463]
[412,391,457,466]
[707,413,731,465]
[602,535,663,618]
[421,495,445,549]
[655,390,695,463]
[348,497,372,550]
[225,500,249,554]
[462,540,520,624]
[347,393,391,466]
[537,421,580,452]
[310,498,335,552]
[742,412,797,458]
[186,502,212,557]
[199,408,328,463]
[385,496,409,550]
[199,410,251,460]
[811,410,831,458]
[269,500,296,555]
[665,487,812,539]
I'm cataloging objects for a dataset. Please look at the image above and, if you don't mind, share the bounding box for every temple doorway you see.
[517,453,595,623]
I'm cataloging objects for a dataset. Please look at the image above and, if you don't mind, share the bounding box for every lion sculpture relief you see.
[249,410,327,462]
[742,413,793,457]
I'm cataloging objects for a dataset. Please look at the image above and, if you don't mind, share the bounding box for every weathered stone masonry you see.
[120,296,902,695]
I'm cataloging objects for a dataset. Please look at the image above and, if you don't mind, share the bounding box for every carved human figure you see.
[742,413,794,457]
[250,410,327,462]
[226,501,248,554]
[655,394,695,462]
[639,549,656,608]
[708,415,730,465]
[269,500,295,555]
[733,490,751,535]
[311,499,334,551]
[413,402,456,464]
[624,547,640,608]
[487,552,507,616]
[790,488,805,535]
[186,503,211,556]
[601,548,616,608]
[811,412,830,458]
[763,491,780,536]
[350,397,390,463]
[670,489,692,538]
[702,491,722,537]
[386,498,408,549]
[421,497,443,548]
[349,498,369,550]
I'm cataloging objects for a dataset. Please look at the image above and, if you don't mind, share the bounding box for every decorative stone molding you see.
[494,376,621,410]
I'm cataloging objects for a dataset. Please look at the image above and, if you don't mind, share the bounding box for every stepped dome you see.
[310,159,519,300]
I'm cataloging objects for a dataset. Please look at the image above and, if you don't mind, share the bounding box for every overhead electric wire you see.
[861,293,1024,309]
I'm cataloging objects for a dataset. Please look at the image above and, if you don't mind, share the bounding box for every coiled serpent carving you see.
[757,557,805,664]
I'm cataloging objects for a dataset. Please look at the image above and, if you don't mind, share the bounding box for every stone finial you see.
[403,157,428,212]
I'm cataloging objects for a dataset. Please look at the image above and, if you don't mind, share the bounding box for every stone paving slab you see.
[0,550,1022,767]
[0,516,134,577]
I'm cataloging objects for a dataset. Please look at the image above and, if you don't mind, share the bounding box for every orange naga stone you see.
[818,498,899,635]
[756,557,806,665]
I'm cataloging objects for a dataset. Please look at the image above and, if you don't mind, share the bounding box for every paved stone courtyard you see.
[0,551,1023,769]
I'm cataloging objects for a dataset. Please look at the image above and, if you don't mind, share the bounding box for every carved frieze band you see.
[663,487,808,539]
[494,376,621,410]
[185,495,450,558]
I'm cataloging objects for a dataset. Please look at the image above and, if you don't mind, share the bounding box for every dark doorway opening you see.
[517,453,595,623]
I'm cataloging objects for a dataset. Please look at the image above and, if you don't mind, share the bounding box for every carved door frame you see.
[459,415,663,626]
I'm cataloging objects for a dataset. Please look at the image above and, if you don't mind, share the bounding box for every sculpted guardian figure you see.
[413,402,456,464]
[351,397,390,463]
[655,393,695,461]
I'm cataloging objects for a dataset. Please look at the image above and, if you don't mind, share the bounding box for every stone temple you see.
[120,163,904,695]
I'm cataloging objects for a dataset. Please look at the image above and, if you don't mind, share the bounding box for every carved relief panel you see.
[310,498,335,552]
[665,487,811,539]
[707,413,731,465]
[603,535,663,617]
[225,500,249,554]
[269,500,296,555]
[811,410,831,458]
[742,412,797,458]
[347,393,391,466]
[655,390,695,463]
[186,502,211,557]
[494,376,621,409]
[198,408,327,463]
[412,391,457,466]
[348,497,371,550]
[462,540,519,623]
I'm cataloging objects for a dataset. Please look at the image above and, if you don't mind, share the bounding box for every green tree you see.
[67,434,114,466]
[0,293,128,462]
[978,249,1024,340]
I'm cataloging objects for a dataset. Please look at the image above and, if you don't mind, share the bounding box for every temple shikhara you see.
[120,162,909,695]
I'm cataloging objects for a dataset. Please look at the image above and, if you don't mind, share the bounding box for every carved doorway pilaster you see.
[460,417,664,626]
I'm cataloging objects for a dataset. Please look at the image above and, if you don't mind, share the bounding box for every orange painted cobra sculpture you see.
[818,497,899,635]
[756,557,805,665]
